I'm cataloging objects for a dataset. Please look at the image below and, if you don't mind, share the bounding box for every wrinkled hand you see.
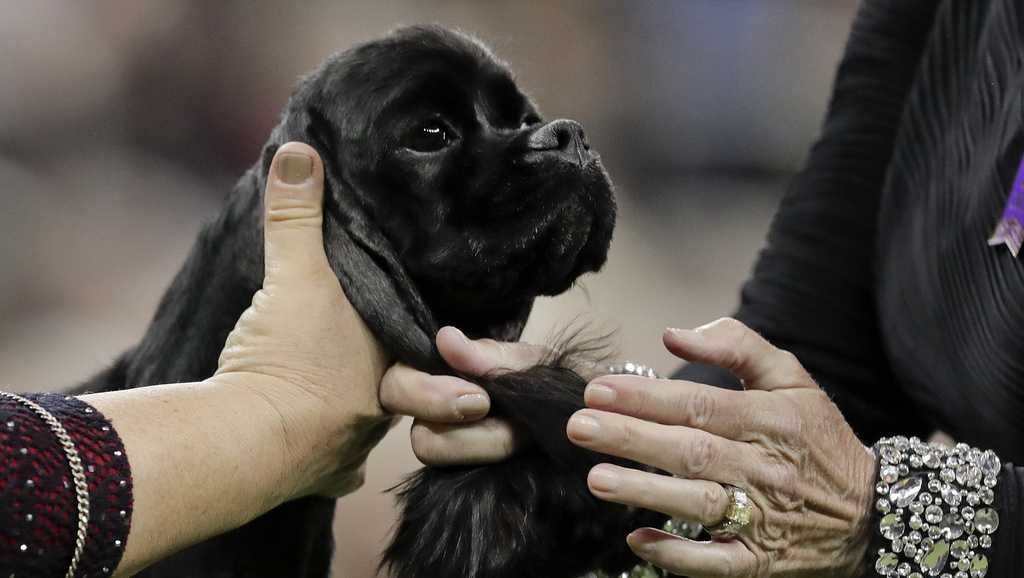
[214,142,391,499]
[380,326,547,465]
[567,318,876,578]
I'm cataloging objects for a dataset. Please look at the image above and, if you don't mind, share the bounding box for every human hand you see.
[214,142,391,499]
[379,326,547,465]
[567,318,876,578]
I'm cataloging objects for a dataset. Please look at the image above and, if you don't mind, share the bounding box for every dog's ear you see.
[260,103,446,373]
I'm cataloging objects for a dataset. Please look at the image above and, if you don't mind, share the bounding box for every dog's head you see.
[260,26,616,368]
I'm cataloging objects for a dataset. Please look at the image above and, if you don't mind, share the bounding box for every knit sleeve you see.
[0,392,134,578]
[673,0,941,444]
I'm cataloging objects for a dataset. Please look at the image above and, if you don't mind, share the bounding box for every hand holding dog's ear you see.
[215,142,393,499]
[216,143,522,496]
[381,327,548,465]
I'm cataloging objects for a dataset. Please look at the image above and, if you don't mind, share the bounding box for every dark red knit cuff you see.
[1,393,133,577]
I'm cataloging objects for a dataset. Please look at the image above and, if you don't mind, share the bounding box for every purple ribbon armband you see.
[988,154,1024,257]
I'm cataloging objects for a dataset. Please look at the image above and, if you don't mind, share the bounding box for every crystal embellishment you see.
[940,511,964,540]
[979,488,994,505]
[969,553,989,578]
[950,539,970,559]
[876,551,899,575]
[919,539,950,576]
[941,485,962,506]
[979,451,1000,477]
[881,465,900,484]
[972,508,999,534]
[881,513,906,540]
[956,465,982,487]
[890,476,924,508]
[880,445,900,463]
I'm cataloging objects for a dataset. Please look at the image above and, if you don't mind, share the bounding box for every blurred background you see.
[0,1,858,575]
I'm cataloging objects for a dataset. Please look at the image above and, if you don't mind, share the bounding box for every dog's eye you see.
[520,114,542,129]
[404,121,454,153]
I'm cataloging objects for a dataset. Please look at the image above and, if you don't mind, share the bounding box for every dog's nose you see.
[526,119,591,166]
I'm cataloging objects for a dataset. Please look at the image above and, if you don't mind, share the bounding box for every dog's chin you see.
[457,205,612,308]
[530,210,610,296]
[535,174,616,295]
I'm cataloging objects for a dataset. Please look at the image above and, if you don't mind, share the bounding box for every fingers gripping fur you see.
[383,346,668,578]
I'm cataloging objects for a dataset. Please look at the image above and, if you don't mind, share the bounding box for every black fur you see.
[384,335,667,578]
[76,25,664,577]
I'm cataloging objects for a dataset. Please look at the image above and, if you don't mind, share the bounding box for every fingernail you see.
[626,531,655,555]
[589,464,620,492]
[567,412,600,441]
[668,327,705,341]
[278,152,313,184]
[585,383,616,406]
[454,393,489,419]
[441,326,471,347]
[453,327,471,345]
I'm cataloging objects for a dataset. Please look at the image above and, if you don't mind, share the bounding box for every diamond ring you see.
[705,485,753,538]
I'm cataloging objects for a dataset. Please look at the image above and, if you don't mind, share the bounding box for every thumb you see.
[263,141,329,282]
[436,326,548,376]
[662,318,815,391]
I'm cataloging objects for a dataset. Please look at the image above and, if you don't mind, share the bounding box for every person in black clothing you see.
[417,1,1023,576]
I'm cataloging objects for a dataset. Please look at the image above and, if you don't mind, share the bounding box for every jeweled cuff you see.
[871,436,1001,578]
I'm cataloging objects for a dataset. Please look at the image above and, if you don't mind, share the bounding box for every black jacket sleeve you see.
[673,0,941,443]
[670,2,1024,576]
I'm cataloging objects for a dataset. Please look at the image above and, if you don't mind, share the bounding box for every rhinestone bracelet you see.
[872,436,1001,578]
[607,362,660,379]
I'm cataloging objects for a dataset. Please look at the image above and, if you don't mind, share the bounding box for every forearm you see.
[83,376,315,577]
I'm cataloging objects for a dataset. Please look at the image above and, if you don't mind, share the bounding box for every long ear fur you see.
[381,334,669,578]
[260,104,445,372]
